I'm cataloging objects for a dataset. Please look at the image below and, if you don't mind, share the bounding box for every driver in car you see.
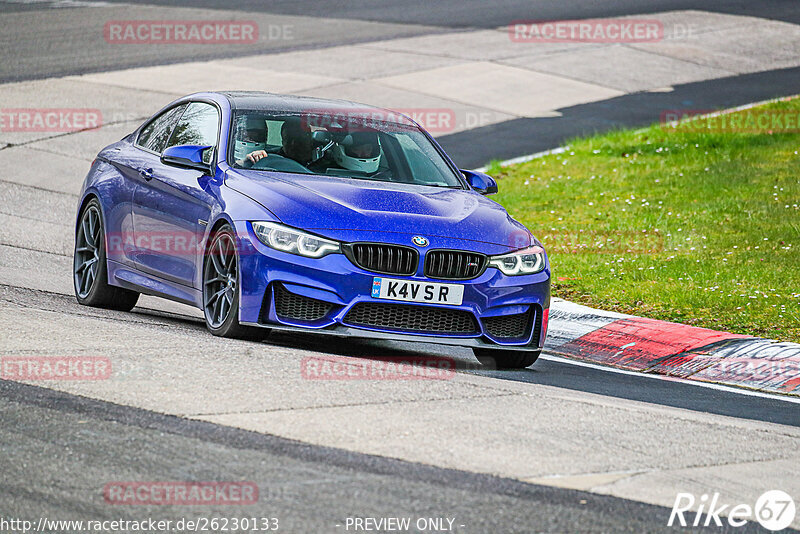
[278,119,314,165]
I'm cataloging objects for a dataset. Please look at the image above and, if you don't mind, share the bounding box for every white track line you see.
[474,146,570,172]
[541,354,800,405]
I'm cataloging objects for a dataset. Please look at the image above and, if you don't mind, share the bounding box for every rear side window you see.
[165,102,220,163]
[137,104,186,153]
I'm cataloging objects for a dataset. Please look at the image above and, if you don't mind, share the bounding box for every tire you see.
[202,225,266,340]
[73,198,140,311]
[472,348,540,369]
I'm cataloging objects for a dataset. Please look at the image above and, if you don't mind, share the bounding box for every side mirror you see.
[310,130,335,163]
[311,130,331,144]
[161,145,214,175]
[462,169,498,195]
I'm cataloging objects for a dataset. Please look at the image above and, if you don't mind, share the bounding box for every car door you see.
[108,104,186,267]
[131,101,220,288]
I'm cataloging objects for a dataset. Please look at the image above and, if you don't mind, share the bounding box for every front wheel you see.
[202,225,266,340]
[472,348,540,369]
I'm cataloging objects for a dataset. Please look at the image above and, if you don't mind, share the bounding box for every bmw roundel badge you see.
[412,236,429,247]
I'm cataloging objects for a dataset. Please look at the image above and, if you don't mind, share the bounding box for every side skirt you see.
[107,260,202,308]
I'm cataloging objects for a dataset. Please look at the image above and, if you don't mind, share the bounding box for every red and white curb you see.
[544,299,800,397]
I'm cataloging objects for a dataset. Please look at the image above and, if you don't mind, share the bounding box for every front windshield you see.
[229,110,464,188]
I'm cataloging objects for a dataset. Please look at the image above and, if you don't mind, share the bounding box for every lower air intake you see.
[344,302,479,335]
[482,309,533,340]
[272,284,333,322]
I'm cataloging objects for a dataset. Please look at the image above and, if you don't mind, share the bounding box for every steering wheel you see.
[251,154,311,174]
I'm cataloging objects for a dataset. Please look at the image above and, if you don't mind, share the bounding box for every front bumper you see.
[234,221,551,351]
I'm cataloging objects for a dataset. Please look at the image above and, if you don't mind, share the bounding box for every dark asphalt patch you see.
[466,357,800,428]
[438,66,800,168]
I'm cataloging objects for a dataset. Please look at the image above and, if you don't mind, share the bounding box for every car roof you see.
[219,91,398,116]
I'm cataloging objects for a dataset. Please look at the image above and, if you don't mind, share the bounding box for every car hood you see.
[226,170,531,249]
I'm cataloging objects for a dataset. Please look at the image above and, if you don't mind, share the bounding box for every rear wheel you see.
[73,199,139,311]
[473,348,540,369]
[202,225,266,340]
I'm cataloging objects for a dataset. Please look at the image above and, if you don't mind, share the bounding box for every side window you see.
[165,102,220,163]
[136,104,187,154]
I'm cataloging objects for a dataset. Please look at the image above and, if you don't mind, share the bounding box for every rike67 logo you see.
[669,490,796,531]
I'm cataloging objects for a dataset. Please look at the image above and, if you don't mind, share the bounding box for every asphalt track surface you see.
[1,283,799,531]
[0,380,747,534]
[2,1,800,532]
[3,0,800,82]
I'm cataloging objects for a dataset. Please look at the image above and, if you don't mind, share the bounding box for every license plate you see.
[371,277,464,306]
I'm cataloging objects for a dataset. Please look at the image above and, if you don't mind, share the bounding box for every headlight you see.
[488,245,546,275]
[251,221,340,258]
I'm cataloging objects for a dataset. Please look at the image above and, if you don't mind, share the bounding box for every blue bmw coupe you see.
[74,92,550,368]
